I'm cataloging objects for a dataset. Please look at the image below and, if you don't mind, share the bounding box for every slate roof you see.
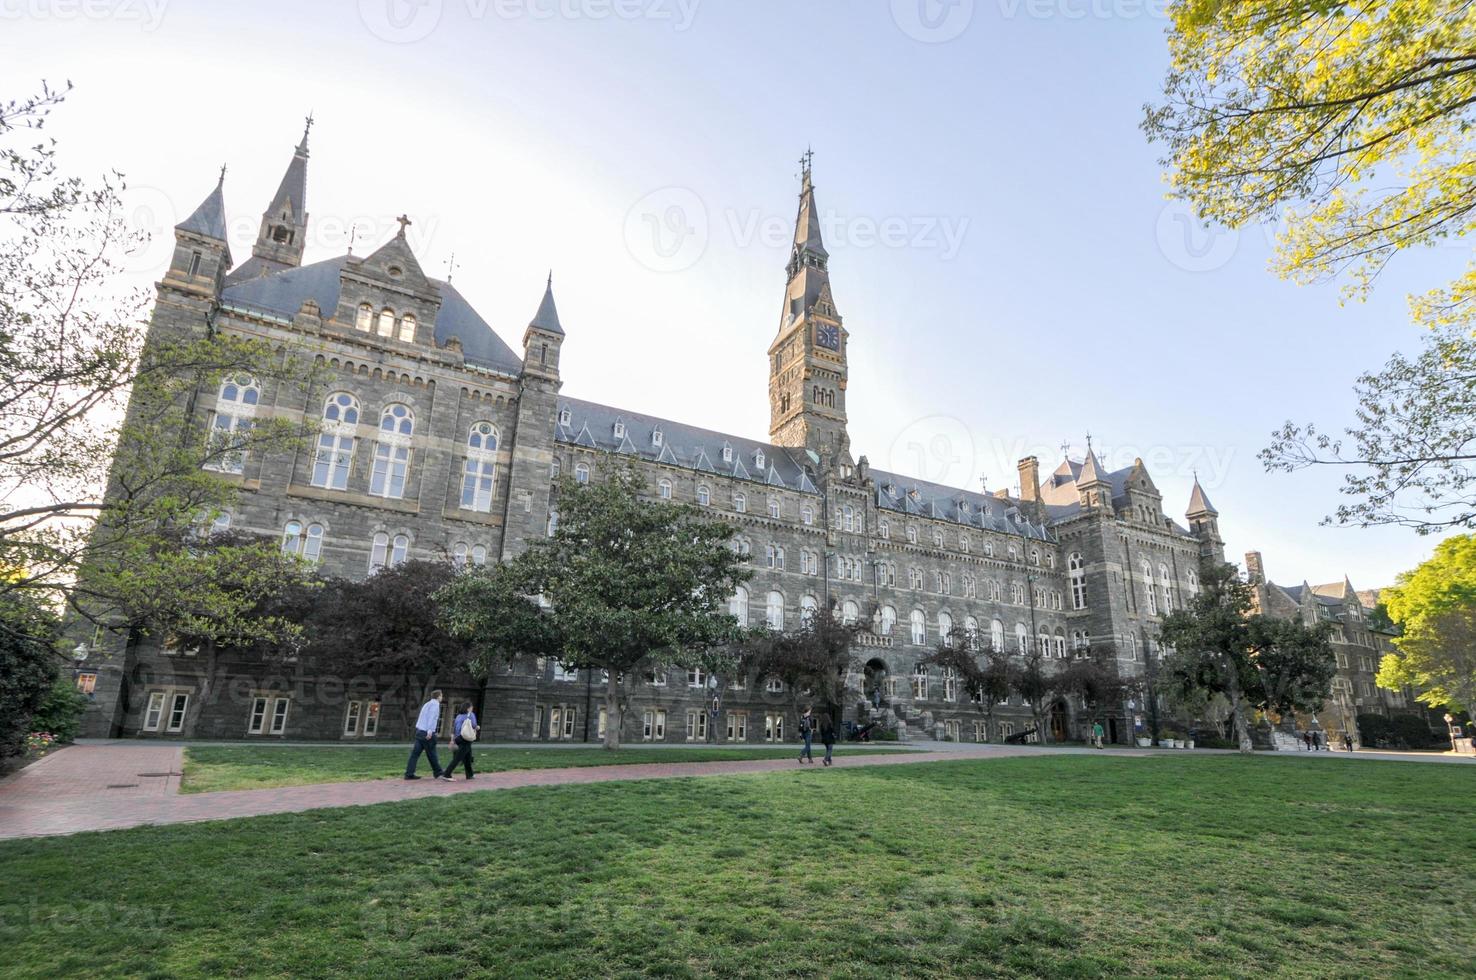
[555,398,820,495]
[219,253,524,375]
[870,470,1053,541]
[176,178,229,241]
[268,142,308,223]
[1187,477,1218,516]
[529,277,564,336]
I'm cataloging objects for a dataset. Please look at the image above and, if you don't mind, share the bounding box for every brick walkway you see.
[3,741,1461,841]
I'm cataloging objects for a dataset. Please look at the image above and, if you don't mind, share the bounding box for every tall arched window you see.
[398,313,417,343]
[370,403,414,499]
[766,591,785,630]
[842,599,860,626]
[453,542,469,568]
[879,605,897,636]
[965,616,979,643]
[575,462,590,484]
[206,374,260,475]
[461,422,499,513]
[369,531,410,572]
[312,392,359,490]
[1159,564,1174,615]
[376,307,395,337]
[910,609,926,646]
[1054,629,1067,658]
[1069,553,1087,610]
[1187,567,1199,596]
[729,586,750,627]
[1015,622,1029,654]
[991,619,1005,652]
[734,492,747,513]
[355,303,373,332]
[801,595,819,626]
[938,611,954,644]
[1142,559,1157,615]
[658,478,673,500]
[697,485,710,507]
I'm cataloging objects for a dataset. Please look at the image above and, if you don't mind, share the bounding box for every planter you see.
[1135,737,1152,748]
[1184,739,1195,750]
[1169,739,1183,749]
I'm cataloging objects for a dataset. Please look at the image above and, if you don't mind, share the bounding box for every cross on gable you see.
[396,214,412,237]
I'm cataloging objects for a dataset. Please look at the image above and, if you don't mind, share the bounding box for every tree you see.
[304,560,470,733]
[1144,5,1476,534]
[924,627,1013,742]
[741,606,864,723]
[1159,560,1335,753]
[438,462,750,749]
[0,592,59,758]
[1055,646,1129,734]
[1377,535,1476,716]
[1012,645,1056,745]
[1,83,310,642]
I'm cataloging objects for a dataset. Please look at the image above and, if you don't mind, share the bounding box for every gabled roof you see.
[176,176,229,242]
[528,276,564,336]
[870,469,1053,541]
[1187,476,1218,517]
[219,253,522,374]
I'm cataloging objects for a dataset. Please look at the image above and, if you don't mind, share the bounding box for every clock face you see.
[816,324,840,351]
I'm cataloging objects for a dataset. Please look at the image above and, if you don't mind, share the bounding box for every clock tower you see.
[768,152,850,463]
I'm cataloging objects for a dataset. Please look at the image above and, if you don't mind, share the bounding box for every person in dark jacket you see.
[444,701,479,780]
[820,713,837,766]
[797,706,815,765]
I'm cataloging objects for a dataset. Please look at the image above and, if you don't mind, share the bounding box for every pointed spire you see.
[1187,473,1218,517]
[268,124,310,224]
[529,273,564,336]
[1078,436,1108,487]
[792,148,828,259]
[297,112,314,155]
[176,172,229,241]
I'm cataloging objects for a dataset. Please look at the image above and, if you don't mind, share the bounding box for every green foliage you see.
[1390,713,1444,749]
[739,605,862,715]
[0,594,59,758]
[1377,535,1476,714]
[28,674,86,744]
[439,461,751,748]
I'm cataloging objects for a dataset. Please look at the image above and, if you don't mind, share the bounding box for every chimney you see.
[1245,551,1266,585]
[1017,456,1040,504]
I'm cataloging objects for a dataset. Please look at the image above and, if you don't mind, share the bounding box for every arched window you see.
[281,521,302,556]
[453,542,469,568]
[1069,553,1087,610]
[370,403,414,499]
[547,511,559,537]
[842,599,860,626]
[376,307,395,337]
[880,605,897,636]
[398,313,417,343]
[658,478,673,500]
[734,492,747,513]
[312,392,359,490]
[471,545,487,566]
[906,525,918,544]
[879,518,890,539]
[942,667,959,701]
[575,462,590,484]
[1142,560,1157,615]
[938,611,954,644]
[801,594,819,626]
[801,506,814,526]
[1015,622,1029,654]
[911,665,929,700]
[765,591,785,630]
[1037,630,1051,657]
[1054,629,1067,658]
[697,485,710,507]
[991,619,1005,652]
[1187,567,1199,596]
[910,609,926,646]
[766,544,784,570]
[769,498,781,519]
[206,374,261,475]
[984,540,995,558]
[355,303,373,332]
[1159,564,1174,614]
[1030,548,1041,566]
[965,616,979,642]
[461,422,499,513]
[730,586,750,627]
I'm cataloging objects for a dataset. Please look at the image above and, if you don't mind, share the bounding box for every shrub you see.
[1357,713,1395,747]
[30,676,87,744]
[1390,714,1443,749]
[0,597,60,759]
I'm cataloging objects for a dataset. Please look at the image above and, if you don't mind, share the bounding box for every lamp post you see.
[1445,712,1457,752]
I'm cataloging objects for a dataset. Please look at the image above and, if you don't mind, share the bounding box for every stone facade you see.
[72,131,1225,746]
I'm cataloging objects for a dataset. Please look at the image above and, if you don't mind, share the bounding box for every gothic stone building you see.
[75,126,1226,744]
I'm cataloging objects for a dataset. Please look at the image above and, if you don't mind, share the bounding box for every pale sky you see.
[2,0,1460,590]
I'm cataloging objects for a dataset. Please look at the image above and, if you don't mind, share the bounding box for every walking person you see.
[444,701,479,780]
[820,713,837,766]
[1092,721,1105,749]
[404,689,450,781]
[797,706,815,765]
[1303,730,1313,751]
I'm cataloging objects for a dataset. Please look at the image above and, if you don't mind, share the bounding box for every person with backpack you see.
[445,701,480,780]
[820,713,837,766]
[797,706,815,765]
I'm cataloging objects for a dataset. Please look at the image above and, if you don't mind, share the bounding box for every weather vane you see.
[446,252,459,283]
[347,222,359,256]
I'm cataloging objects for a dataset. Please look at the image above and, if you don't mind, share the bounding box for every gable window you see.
[205,375,260,475]
[312,393,360,490]
[355,303,373,332]
[376,307,396,337]
[460,422,499,513]
[398,313,417,343]
[369,403,414,499]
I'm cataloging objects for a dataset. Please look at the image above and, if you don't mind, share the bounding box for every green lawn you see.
[3,755,1473,977]
[180,744,910,794]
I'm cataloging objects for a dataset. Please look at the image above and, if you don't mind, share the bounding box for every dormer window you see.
[722,444,733,463]
[559,408,572,427]
[614,422,626,440]
[755,450,766,470]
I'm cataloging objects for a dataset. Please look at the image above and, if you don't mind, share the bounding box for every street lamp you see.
[72,642,89,664]
[1445,712,1457,749]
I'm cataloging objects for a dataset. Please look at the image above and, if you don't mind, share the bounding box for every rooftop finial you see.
[446,251,459,283]
[1085,431,1094,452]
[396,214,412,238]
[217,162,227,186]
[547,269,553,289]
[347,221,358,257]
[799,146,815,187]
[298,111,314,153]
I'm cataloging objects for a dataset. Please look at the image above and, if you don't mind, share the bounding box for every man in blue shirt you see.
[404,689,449,781]
[444,701,480,779]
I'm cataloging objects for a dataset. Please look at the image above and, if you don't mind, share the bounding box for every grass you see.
[2,755,1474,977]
[179,744,911,794]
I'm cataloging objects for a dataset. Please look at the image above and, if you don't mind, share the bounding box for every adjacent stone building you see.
[74,126,1226,744]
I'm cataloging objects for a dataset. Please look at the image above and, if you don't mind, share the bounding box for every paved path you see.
[1,741,1467,841]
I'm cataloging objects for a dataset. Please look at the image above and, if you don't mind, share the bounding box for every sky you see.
[1,0,1460,590]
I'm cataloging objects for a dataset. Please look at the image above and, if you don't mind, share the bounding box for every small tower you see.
[1187,475,1225,562]
[1076,440,1113,513]
[249,116,312,273]
[768,150,850,463]
[522,273,564,382]
[163,168,231,299]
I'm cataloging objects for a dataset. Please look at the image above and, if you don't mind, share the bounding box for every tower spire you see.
[245,119,312,276]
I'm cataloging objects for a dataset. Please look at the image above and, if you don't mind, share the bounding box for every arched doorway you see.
[863,658,889,707]
[1049,700,1069,743]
